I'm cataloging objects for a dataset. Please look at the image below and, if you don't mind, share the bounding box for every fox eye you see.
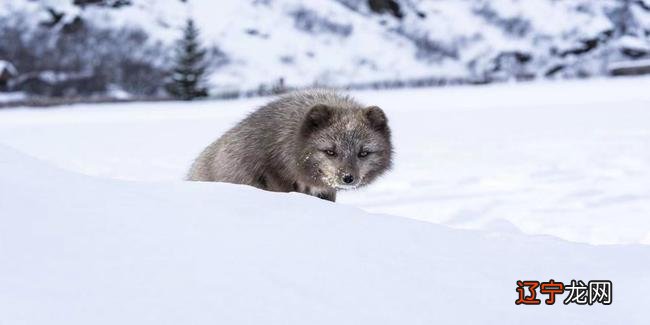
[324,149,336,156]
[358,150,370,158]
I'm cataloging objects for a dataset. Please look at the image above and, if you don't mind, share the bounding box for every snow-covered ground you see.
[1,78,650,323]
[1,77,649,245]
[1,143,649,324]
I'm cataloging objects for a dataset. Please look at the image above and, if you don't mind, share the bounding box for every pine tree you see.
[167,19,208,100]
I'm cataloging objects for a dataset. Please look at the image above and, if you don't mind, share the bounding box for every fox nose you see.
[342,174,354,184]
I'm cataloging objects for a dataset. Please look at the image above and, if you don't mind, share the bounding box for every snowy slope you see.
[0,77,648,245]
[3,0,650,91]
[1,144,649,324]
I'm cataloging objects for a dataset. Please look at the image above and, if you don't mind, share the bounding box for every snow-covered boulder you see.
[0,60,18,91]
[0,60,17,77]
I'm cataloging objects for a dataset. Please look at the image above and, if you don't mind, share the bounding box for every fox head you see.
[297,103,393,190]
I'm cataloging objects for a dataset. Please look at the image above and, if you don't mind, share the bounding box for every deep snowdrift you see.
[1,144,649,324]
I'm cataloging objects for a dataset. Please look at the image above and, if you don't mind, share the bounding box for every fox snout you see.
[342,174,354,184]
[335,170,360,189]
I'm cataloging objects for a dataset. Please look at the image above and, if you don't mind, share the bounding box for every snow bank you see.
[1,144,649,324]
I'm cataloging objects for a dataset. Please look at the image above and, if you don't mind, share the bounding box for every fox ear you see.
[303,104,332,134]
[364,106,388,132]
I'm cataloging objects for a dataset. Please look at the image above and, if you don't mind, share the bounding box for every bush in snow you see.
[291,8,353,37]
[472,2,531,38]
[368,0,403,19]
[72,0,133,9]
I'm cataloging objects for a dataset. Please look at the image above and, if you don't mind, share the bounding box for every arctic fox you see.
[187,89,393,202]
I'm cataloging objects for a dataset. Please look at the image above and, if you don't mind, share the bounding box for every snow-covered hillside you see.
[2,0,650,93]
[1,142,650,324]
[0,77,649,246]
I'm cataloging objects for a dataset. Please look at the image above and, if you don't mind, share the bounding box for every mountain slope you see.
[2,0,650,94]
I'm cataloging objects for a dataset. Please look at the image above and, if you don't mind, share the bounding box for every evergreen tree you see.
[167,19,208,100]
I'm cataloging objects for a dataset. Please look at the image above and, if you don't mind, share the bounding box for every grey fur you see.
[186,89,393,202]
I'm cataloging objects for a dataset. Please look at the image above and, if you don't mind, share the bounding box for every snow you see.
[1,78,650,246]
[0,92,25,103]
[5,0,650,89]
[0,60,18,76]
[1,77,650,322]
[617,35,650,51]
[1,139,650,324]
[608,58,650,70]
